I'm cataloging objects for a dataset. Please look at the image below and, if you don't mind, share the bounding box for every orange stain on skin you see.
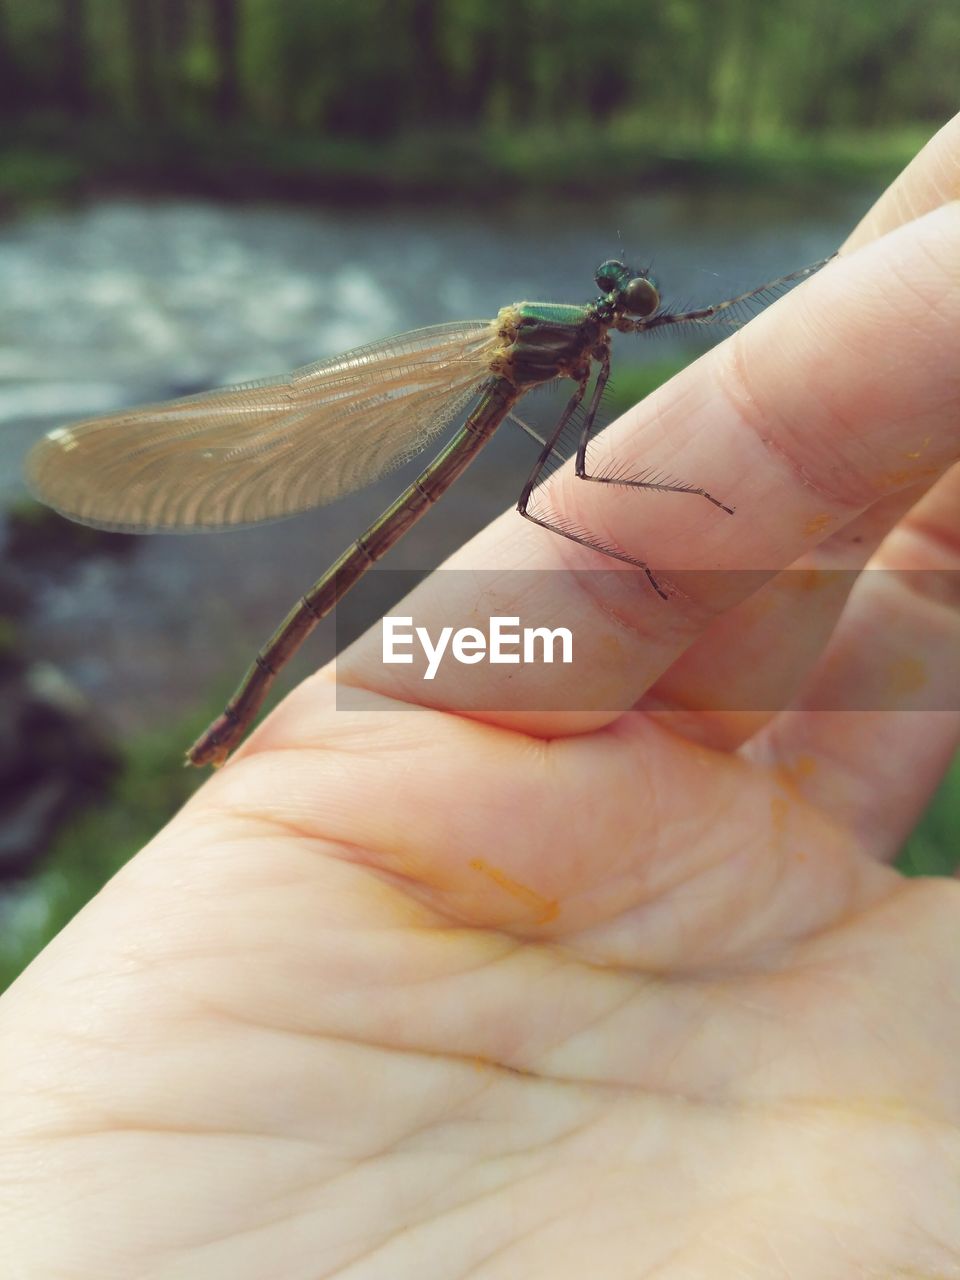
[794,567,832,593]
[887,655,928,696]
[598,632,624,662]
[770,754,817,855]
[784,754,817,783]
[879,464,938,489]
[469,858,559,924]
[803,513,834,538]
[770,793,789,838]
[904,435,932,461]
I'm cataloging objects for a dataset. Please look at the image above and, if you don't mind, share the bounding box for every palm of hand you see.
[3,120,960,1278]
[2,696,958,1278]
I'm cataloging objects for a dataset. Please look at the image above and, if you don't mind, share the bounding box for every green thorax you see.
[490,300,604,389]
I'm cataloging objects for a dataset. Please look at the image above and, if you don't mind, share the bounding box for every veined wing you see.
[26,320,499,532]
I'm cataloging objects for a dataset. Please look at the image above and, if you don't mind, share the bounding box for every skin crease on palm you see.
[2,120,960,1280]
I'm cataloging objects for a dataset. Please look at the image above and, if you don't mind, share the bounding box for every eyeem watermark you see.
[383,615,574,680]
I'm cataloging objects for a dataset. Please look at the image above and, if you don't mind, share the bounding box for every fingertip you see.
[844,113,960,252]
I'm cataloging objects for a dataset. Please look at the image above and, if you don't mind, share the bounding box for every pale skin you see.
[2,118,960,1279]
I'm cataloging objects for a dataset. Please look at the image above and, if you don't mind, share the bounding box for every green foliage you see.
[0,705,210,993]
[0,0,942,207]
[0,117,922,210]
[604,360,687,415]
[0,147,85,206]
[4,498,137,564]
[898,753,960,878]
[0,0,955,144]
[0,616,19,656]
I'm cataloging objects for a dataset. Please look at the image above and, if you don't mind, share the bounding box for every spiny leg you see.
[506,409,567,465]
[516,363,667,599]
[573,348,733,515]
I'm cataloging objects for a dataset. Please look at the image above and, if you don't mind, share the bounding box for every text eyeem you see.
[382,616,574,680]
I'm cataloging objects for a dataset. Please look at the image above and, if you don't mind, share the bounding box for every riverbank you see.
[0,117,929,213]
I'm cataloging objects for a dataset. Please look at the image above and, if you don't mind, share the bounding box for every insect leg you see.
[516,364,667,599]
[574,348,733,514]
[507,409,566,464]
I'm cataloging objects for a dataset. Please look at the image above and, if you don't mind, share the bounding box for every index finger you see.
[635,112,960,750]
[845,113,960,251]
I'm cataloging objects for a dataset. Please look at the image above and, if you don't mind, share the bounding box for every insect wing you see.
[26,320,498,531]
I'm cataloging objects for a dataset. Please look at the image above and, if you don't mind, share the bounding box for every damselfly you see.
[26,254,831,766]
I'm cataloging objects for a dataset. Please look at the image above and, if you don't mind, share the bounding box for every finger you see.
[630,112,960,752]
[745,465,960,859]
[325,202,960,739]
[845,112,960,251]
[637,479,938,752]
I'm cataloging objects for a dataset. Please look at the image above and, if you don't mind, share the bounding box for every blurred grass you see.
[898,752,960,878]
[0,706,210,992]
[0,118,926,211]
[1,357,956,992]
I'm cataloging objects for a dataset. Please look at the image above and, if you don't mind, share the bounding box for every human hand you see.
[2,118,959,1279]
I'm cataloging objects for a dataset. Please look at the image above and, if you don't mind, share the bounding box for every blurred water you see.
[1,188,876,735]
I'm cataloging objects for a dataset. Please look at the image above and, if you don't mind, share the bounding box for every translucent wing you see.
[26,320,499,532]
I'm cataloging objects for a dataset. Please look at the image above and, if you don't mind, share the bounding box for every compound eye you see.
[595,259,625,293]
[623,276,659,317]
